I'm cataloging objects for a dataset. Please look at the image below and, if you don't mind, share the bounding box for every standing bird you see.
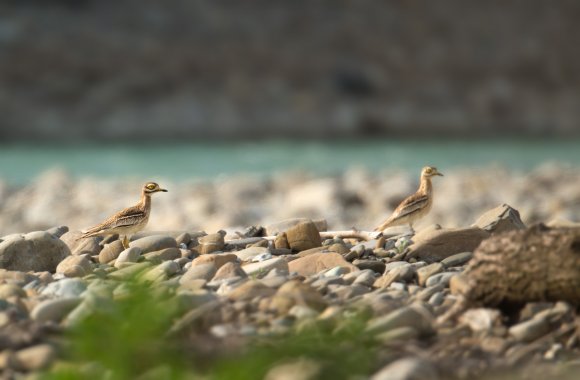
[78,182,168,248]
[374,166,443,234]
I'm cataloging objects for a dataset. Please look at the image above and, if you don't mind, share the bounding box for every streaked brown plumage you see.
[79,182,167,247]
[374,166,443,233]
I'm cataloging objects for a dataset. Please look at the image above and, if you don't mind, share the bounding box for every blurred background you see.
[0,0,579,233]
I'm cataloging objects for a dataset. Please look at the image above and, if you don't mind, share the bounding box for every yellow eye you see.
[146,183,156,190]
[425,168,432,174]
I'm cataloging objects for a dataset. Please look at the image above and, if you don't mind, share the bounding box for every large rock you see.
[0,231,70,272]
[285,221,322,252]
[268,280,327,314]
[197,231,226,254]
[406,227,490,263]
[288,252,358,277]
[473,204,526,233]
[450,224,580,308]
[98,240,124,263]
[60,231,101,256]
[192,253,237,270]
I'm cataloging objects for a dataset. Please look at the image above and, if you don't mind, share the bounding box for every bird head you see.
[143,182,168,195]
[421,166,444,178]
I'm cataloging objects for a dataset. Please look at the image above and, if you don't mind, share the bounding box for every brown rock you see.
[288,252,358,276]
[269,280,327,314]
[227,280,275,301]
[416,263,444,287]
[98,240,124,263]
[265,218,328,236]
[285,221,322,252]
[451,224,580,308]
[212,261,248,281]
[407,227,490,263]
[192,253,237,270]
[473,204,526,234]
[197,230,226,254]
[274,233,290,250]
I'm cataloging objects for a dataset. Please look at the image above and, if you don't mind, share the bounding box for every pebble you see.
[0,231,71,272]
[98,240,124,263]
[130,235,177,254]
[31,297,83,322]
[252,252,273,262]
[416,263,444,287]
[371,357,438,380]
[143,247,181,262]
[14,344,56,371]
[56,254,93,278]
[114,247,142,268]
[509,316,552,343]
[353,260,386,273]
[366,303,434,335]
[288,252,357,277]
[285,221,322,252]
[108,262,152,280]
[180,263,217,282]
[425,272,456,287]
[0,284,26,299]
[212,262,248,281]
[197,231,226,254]
[441,251,473,267]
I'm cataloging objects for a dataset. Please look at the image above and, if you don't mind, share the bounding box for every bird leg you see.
[408,223,415,235]
[121,235,130,249]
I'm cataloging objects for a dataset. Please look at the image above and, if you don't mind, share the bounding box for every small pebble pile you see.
[0,206,579,379]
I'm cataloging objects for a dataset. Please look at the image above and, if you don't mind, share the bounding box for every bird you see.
[78,182,168,248]
[374,166,443,234]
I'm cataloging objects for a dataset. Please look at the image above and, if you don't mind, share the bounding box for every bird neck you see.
[418,176,433,195]
[139,192,152,210]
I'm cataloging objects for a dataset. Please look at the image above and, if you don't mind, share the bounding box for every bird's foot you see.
[122,236,130,249]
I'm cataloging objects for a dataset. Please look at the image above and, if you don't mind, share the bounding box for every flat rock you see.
[129,235,177,254]
[366,303,434,336]
[353,260,386,274]
[0,284,26,299]
[108,262,152,280]
[473,204,526,234]
[374,265,414,288]
[285,221,322,252]
[269,280,327,314]
[14,344,56,371]
[192,253,237,270]
[406,227,490,263]
[56,255,93,278]
[288,252,357,277]
[0,231,71,272]
[242,258,289,278]
[234,247,270,262]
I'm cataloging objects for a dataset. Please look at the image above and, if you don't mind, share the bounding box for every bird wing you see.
[374,193,429,231]
[81,205,146,237]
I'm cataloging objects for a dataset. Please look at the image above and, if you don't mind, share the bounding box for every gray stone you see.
[353,270,377,287]
[0,231,71,272]
[371,357,438,380]
[129,235,177,254]
[141,261,180,282]
[441,252,473,267]
[425,272,456,288]
[56,254,93,277]
[509,316,552,343]
[353,260,385,273]
[31,297,83,322]
[108,262,152,280]
[375,265,414,288]
[407,227,490,263]
[114,247,142,268]
[41,278,87,298]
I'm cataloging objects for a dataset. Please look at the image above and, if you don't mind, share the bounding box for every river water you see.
[0,139,578,184]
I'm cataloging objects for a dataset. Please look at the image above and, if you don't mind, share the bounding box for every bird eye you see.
[425,168,432,174]
[146,183,156,190]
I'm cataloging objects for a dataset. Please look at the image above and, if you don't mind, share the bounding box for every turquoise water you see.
[0,139,578,184]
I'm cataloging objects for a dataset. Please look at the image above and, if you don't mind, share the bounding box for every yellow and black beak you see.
[159,188,168,192]
[434,170,444,176]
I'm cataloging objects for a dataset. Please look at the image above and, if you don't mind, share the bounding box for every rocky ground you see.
[0,167,579,378]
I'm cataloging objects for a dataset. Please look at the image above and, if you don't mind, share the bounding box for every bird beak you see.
[159,188,168,192]
[435,171,444,176]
